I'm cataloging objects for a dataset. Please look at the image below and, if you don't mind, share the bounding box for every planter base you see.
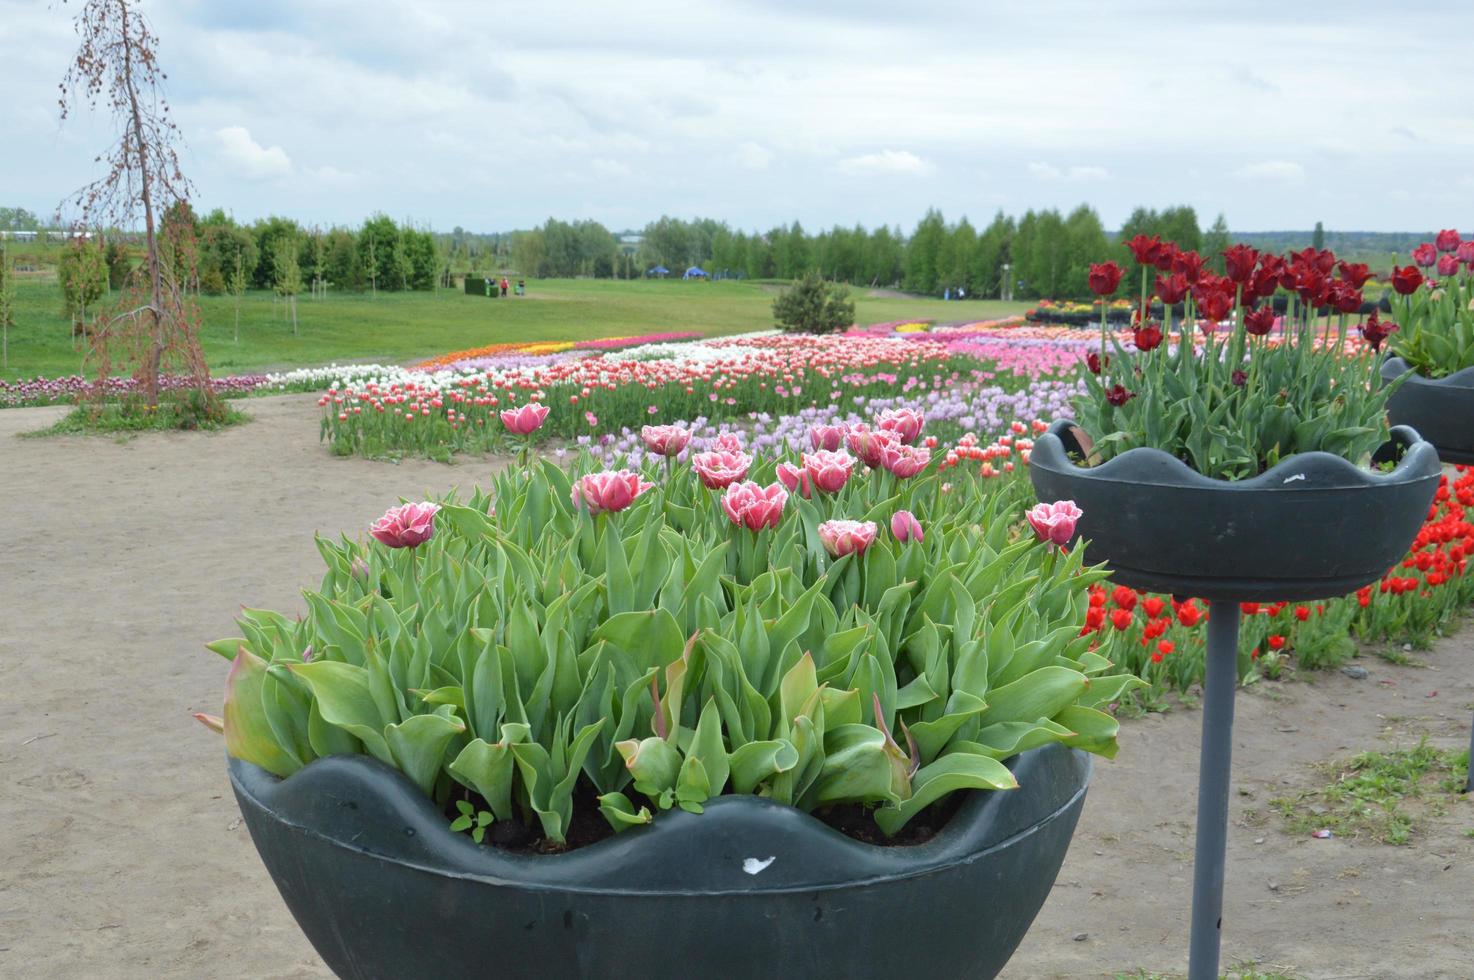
[231,744,1091,980]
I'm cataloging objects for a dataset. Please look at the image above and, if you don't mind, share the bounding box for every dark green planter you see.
[1382,356,1474,466]
[230,744,1091,980]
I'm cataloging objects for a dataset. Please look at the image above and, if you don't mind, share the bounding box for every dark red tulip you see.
[1361,310,1398,352]
[1124,234,1163,266]
[1172,249,1206,283]
[1133,322,1164,351]
[1153,241,1179,271]
[1436,228,1461,252]
[1222,244,1259,283]
[1244,307,1276,336]
[1155,273,1190,305]
[1086,351,1109,374]
[1088,261,1124,297]
[1248,266,1281,303]
[1231,370,1248,387]
[1329,280,1363,314]
[1411,243,1437,267]
[1104,384,1135,407]
[1295,269,1330,307]
[1337,261,1374,288]
[1391,265,1424,295]
[1194,281,1234,322]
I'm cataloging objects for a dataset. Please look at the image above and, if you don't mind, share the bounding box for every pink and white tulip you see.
[1026,500,1083,546]
[571,470,654,515]
[879,442,931,479]
[802,450,855,494]
[370,501,440,548]
[776,461,813,499]
[721,481,788,531]
[808,423,846,452]
[876,408,925,445]
[890,510,923,543]
[712,432,745,453]
[818,519,878,558]
[845,424,900,469]
[691,450,752,489]
[499,403,550,435]
[641,424,693,457]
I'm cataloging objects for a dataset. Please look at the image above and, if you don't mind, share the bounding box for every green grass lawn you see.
[0,276,1028,381]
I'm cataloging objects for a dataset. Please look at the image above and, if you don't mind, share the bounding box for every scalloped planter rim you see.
[1382,357,1474,466]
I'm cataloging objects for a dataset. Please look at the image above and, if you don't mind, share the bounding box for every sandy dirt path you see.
[1,394,1471,979]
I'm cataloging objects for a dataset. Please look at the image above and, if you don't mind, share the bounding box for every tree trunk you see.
[119,1,165,408]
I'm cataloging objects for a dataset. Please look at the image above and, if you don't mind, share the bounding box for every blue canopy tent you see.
[683,266,709,279]
[646,265,670,278]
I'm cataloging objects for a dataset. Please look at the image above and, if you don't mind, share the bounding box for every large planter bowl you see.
[1029,420,1441,601]
[230,744,1091,980]
[1382,356,1474,465]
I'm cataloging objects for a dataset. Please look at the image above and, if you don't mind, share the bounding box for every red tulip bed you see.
[304,325,1474,704]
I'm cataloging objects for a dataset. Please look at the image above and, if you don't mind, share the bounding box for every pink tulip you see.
[1026,500,1083,546]
[500,403,550,435]
[1435,228,1461,252]
[691,450,752,489]
[876,407,925,445]
[721,481,788,531]
[370,501,440,548]
[571,470,654,515]
[712,432,745,453]
[1457,241,1474,264]
[641,424,692,457]
[1411,243,1438,268]
[890,510,923,543]
[845,424,900,469]
[879,442,931,479]
[802,450,854,493]
[808,423,846,452]
[818,519,878,558]
[1437,254,1460,277]
[776,461,813,499]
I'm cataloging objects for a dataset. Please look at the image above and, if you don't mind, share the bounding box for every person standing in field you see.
[500,277,509,297]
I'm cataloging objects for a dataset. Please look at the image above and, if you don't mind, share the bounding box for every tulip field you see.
[285,318,1474,704]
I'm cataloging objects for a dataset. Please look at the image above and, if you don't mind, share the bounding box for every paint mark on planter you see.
[1282,473,1306,484]
[743,856,776,875]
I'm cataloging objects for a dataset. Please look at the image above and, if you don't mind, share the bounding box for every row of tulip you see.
[413,331,705,371]
[0,372,271,408]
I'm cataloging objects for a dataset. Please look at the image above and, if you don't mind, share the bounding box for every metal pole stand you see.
[1466,706,1473,794]
[1188,600,1241,980]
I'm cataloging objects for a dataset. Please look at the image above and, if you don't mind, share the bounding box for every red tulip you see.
[1391,265,1424,295]
[1155,273,1190,305]
[1104,384,1134,407]
[1411,243,1438,267]
[1133,323,1164,351]
[1088,261,1124,296]
[1438,254,1460,277]
[1329,280,1363,314]
[1194,281,1234,323]
[1361,310,1399,352]
[1457,241,1474,263]
[1086,351,1109,374]
[1153,241,1180,272]
[1222,244,1259,283]
[1243,307,1276,336]
[1124,234,1163,266]
[1436,228,1461,252]
[1337,261,1373,288]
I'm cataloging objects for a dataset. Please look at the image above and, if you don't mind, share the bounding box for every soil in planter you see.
[446,778,970,853]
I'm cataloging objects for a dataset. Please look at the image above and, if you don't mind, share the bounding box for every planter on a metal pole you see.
[231,744,1090,980]
[1031,419,1440,977]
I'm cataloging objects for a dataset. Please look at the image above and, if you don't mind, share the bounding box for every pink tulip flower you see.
[808,423,846,452]
[1026,500,1083,546]
[879,442,931,479]
[571,470,654,515]
[890,510,923,543]
[370,501,440,548]
[692,450,752,489]
[818,519,878,558]
[1411,242,1438,268]
[845,424,900,469]
[712,432,745,453]
[1457,241,1474,264]
[802,450,855,493]
[500,403,550,435]
[1437,254,1460,277]
[641,424,693,457]
[876,407,925,445]
[776,461,813,499]
[721,481,788,531]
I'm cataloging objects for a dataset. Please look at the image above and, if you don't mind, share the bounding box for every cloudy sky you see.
[3,0,1471,234]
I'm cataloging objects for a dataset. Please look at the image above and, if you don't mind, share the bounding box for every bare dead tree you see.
[58,0,214,412]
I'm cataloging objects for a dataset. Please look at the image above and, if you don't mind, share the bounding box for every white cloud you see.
[214,126,292,181]
[1234,160,1306,182]
[591,158,630,176]
[736,141,775,170]
[1028,162,1108,181]
[836,149,931,177]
